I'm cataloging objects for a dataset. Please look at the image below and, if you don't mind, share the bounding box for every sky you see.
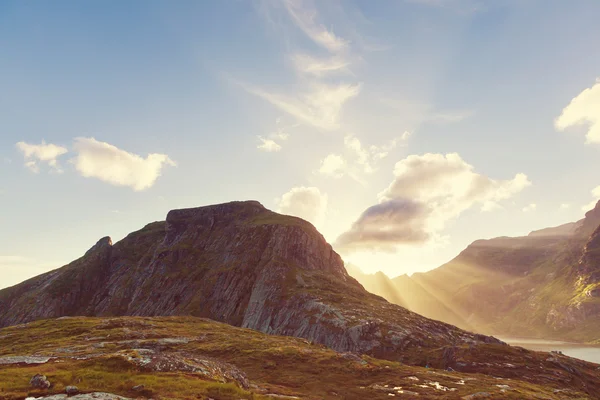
[2,0,600,289]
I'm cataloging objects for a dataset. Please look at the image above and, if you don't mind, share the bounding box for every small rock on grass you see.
[30,374,51,389]
[66,386,79,395]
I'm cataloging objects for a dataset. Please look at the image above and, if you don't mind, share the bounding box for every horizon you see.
[2,0,600,289]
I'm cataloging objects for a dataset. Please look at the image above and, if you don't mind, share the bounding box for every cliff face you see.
[349,201,600,342]
[0,201,496,365]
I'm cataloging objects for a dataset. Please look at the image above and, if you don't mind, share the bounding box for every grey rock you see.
[461,393,491,400]
[30,374,51,389]
[30,393,131,400]
[0,356,53,365]
[66,386,79,395]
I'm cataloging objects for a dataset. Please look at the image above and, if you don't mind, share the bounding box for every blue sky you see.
[2,0,600,289]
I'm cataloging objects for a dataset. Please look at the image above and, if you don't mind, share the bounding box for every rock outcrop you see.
[0,201,499,364]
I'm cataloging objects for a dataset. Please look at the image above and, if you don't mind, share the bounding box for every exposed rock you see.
[131,385,144,391]
[66,386,79,395]
[27,393,131,400]
[461,393,491,400]
[0,356,54,364]
[30,374,51,389]
[0,201,501,364]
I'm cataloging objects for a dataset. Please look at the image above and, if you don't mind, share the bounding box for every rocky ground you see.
[1,316,599,400]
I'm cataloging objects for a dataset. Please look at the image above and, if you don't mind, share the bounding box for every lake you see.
[502,337,600,364]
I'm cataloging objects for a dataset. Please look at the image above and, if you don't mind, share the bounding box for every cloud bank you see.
[336,153,531,252]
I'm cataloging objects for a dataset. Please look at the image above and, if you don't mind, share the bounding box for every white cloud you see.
[522,203,537,212]
[282,0,349,53]
[15,140,68,173]
[241,82,361,131]
[244,0,362,132]
[256,118,297,152]
[277,186,328,228]
[555,78,600,144]
[291,53,351,77]
[582,185,600,211]
[560,203,571,210]
[257,137,282,152]
[336,153,531,252]
[319,154,346,177]
[318,132,410,180]
[71,137,175,191]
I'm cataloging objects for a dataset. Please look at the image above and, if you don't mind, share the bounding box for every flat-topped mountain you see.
[0,201,496,366]
[351,200,600,342]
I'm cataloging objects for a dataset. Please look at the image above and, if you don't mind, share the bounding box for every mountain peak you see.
[575,199,600,237]
[166,200,266,223]
[84,236,113,257]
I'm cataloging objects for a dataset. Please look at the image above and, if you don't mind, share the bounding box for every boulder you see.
[66,386,79,395]
[30,374,51,389]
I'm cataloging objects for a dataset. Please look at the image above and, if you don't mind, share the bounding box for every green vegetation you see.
[1,316,592,400]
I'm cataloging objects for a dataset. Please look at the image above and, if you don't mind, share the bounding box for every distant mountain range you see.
[350,200,600,343]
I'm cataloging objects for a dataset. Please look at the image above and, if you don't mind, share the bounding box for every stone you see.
[462,393,491,400]
[132,385,145,391]
[66,386,79,395]
[30,374,51,389]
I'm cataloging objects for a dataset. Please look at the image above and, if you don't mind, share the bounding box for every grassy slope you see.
[0,317,595,400]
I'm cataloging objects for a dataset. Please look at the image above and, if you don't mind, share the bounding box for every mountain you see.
[3,316,600,400]
[350,201,600,342]
[2,200,600,398]
[0,201,500,366]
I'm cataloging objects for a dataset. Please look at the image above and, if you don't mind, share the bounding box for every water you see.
[502,337,600,364]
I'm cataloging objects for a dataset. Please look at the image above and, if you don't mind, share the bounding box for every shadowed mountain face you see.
[350,201,600,342]
[0,201,500,367]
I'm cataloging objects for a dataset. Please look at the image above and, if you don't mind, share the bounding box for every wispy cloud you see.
[556,78,600,144]
[15,140,68,173]
[257,137,282,152]
[282,0,349,53]
[522,203,537,212]
[290,53,351,77]
[240,0,366,132]
[240,81,361,131]
[380,97,474,129]
[318,132,411,180]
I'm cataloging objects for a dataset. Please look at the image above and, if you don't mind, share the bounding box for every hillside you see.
[350,201,600,342]
[1,316,600,400]
[3,201,600,397]
[0,201,505,367]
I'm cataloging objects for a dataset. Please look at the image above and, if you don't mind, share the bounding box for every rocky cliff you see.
[349,200,600,342]
[0,201,498,366]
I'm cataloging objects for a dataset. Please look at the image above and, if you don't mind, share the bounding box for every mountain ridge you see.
[0,200,501,368]
[350,200,600,343]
